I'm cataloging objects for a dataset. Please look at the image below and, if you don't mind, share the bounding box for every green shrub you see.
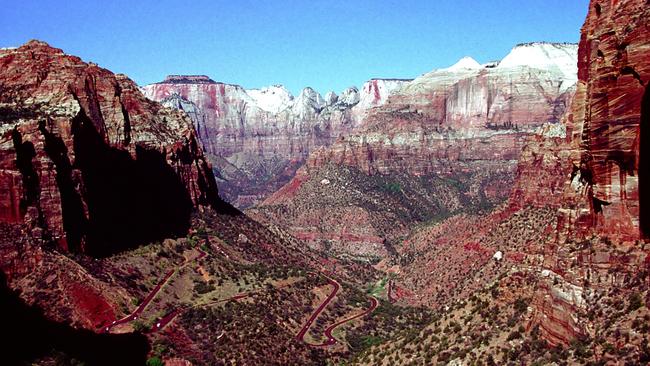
[514,297,529,314]
[628,292,643,312]
[194,281,215,294]
[507,330,522,341]
[382,182,402,194]
[132,320,147,332]
[146,357,164,366]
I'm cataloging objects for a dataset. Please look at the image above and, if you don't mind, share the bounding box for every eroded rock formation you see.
[143,76,408,207]
[252,43,579,259]
[571,0,650,240]
[0,41,225,256]
[502,0,650,346]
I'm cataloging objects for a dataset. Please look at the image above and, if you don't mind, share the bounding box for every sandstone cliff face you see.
[143,77,408,207]
[501,0,650,346]
[378,43,577,132]
[253,43,578,259]
[510,0,650,241]
[0,41,223,256]
[570,0,650,240]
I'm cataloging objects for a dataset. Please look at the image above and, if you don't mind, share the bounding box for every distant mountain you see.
[250,42,578,261]
[143,76,408,207]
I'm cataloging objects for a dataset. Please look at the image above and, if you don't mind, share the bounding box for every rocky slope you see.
[348,1,650,363]
[0,41,418,366]
[251,42,578,260]
[143,76,408,207]
[0,41,231,257]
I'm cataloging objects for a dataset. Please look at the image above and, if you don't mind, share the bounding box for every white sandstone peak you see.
[443,56,482,72]
[324,91,338,106]
[338,87,360,106]
[292,87,326,118]
[246,85,293,114]
[497,42,578,83]
[356,79,408,110]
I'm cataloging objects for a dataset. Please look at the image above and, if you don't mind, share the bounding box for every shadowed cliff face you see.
[70,108,193,256]
[640,84,650,238]
[0,41,236,257]
[10,129,41,221]
[1,271,149,366]
[38,119,87,252]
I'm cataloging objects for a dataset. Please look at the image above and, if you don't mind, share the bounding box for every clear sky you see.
[1,0,589,95]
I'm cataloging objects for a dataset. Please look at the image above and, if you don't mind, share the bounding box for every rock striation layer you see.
[510,0,650,242]
[571,0,650,240]
[0,41,225,256]
[143,77,408,207]
[514,0,650,345]
[252,43,579,258]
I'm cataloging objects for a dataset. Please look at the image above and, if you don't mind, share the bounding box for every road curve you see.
[296,276,378,347]
[295,278,340,343]
[101,248,207,333]
[314,296,379,347]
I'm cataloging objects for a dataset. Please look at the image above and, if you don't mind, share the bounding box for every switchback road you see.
[296,275,378,347]
[101,248,207,333]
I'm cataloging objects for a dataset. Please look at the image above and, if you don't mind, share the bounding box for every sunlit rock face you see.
[515,0,650,242]
[143,77,407,208]
[507,0,650,346]
[0,41,221,256]
[377,43,577,132]
[251,43,579,259]
[568,0,650,240]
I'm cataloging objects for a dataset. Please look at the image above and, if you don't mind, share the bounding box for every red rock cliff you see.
[508,0,650,346]
[573,0,650,239]
[0,40,224,256]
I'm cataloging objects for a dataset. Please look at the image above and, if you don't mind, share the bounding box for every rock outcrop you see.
[519,0,650,346]
[252,43,579,258]
[143,77,408,207]
[0,41,225,257]
[570,0,650,240]
[509,0,650,241]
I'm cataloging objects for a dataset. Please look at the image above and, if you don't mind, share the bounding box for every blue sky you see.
[1,0,589,95]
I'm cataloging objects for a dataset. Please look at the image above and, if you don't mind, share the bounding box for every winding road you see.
[308,296,378,347]
[296,276,378,347]
[295,278,340,343]
[101,245,378,346]
[101,248,207,333]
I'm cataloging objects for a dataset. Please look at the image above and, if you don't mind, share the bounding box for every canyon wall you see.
[0,41,224,257]
[143,76,408,207]
[512,0,650,241]
[251,43,579,259]
[502,0,650,346]
[572,0,650,240]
